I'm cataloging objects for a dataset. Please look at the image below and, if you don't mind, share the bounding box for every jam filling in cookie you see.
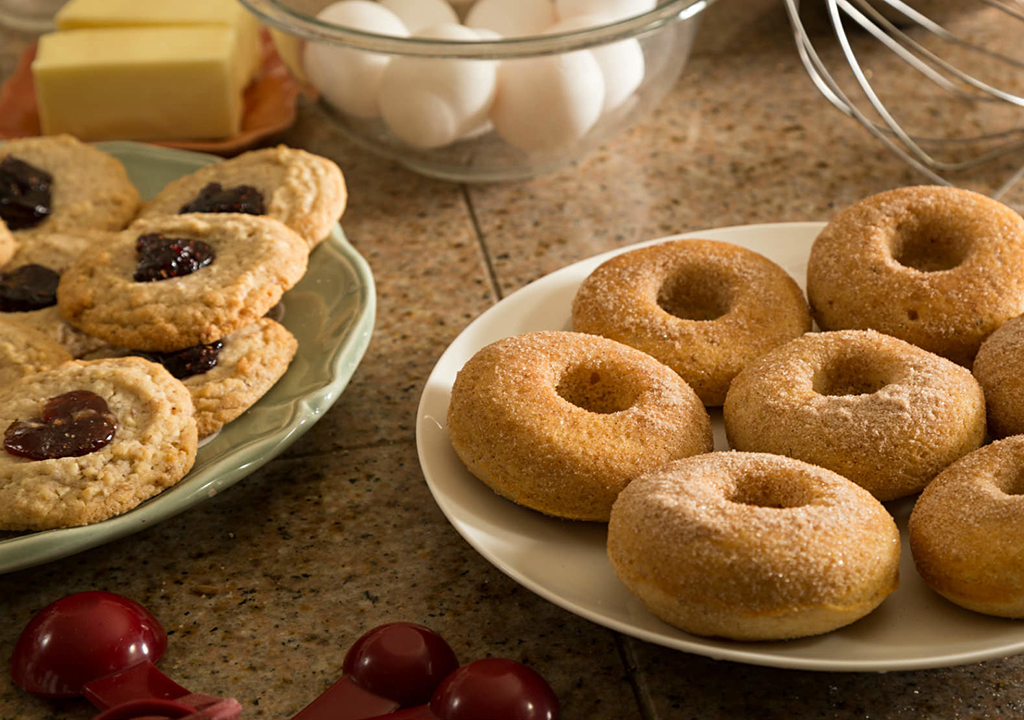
[139,339,224,379]
[0,264,60,312]
[134,233,215,282]
[180,182,265,216]
[0,156,53,231]
[5,390,117,460]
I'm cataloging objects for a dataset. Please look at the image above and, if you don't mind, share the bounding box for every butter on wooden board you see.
[54,0,262,88]
[33,26,246,141]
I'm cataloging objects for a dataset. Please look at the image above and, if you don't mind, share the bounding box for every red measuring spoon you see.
[11,591,240,718]
[375,657,559,720]
[293,622,459,720]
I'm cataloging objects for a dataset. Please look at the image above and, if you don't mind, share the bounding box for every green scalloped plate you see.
[0,141,375,574]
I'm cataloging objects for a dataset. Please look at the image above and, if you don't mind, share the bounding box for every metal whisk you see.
[784,0,1024,200]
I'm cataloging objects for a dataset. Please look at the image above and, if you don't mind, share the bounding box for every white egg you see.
[466,0,556,37]
[303,1,409,118]
[490,50,605,152]
[555,0,655,23]
[458,26,501,140]
[545,14,644,112]
[379,0,459,33]
[379,24,498,149]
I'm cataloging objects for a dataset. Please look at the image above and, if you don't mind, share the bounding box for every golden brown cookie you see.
[183,318,297,437]
[56,213,308,352]
[0,135,140,236]
[0,356,197,530]
[5,229,114,271]
[0,220,15,267]
[2,230,117,357]
[135,145,346,250]
[88,318,298,438]
[0,316,71,385]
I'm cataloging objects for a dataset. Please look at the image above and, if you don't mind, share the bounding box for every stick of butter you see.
[54,0,261,89]
[33,26,246,141]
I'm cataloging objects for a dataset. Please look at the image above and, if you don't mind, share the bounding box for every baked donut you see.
[607,452,900,641]
[973,313,1024,439]
[571,239,811,406]
[723,329,986,501]
[806,185,1024,366]
[447,330,713,521]
[910,436,1024,618]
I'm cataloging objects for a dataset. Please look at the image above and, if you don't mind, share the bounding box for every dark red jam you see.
[180,182,265,215]
[4,391,117,460]
[0,264,60,312]
[0,156,52,231]
[134,233,215,282]
[139,340,223,379]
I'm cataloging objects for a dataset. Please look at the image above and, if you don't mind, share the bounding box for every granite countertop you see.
[3,1,1024,718]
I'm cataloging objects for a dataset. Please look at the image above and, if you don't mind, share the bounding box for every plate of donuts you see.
[416,221,1024,671]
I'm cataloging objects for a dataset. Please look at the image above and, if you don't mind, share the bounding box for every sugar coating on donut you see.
[973,313,1024,439]
[607,451,900,641]
[572,239,811,406]
[447,330,713,521]
[910,436,1024,618]
[723,329,986,501]
[807,185,1024,367]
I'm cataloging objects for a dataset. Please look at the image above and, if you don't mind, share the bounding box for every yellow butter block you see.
[55,0,261,87]
[33,27,244,141]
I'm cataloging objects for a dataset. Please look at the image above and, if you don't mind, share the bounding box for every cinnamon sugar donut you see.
[910,436,1024,618]
[607,452,900,641]
[571,239,811,406]
[807,186,1024,366]
[447,331,713,521]
[972,314,1024,439]
[723,329,986,501]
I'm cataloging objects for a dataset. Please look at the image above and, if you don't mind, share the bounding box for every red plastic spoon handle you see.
[93,696,244,720]
[83,660,190,709]
[368,706,439,720]
[293,676,399,720]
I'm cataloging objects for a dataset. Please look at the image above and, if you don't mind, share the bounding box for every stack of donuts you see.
[447,185,1024,641]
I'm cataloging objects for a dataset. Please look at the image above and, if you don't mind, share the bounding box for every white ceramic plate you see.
[0,142,376,574]
[416,222,1024,672]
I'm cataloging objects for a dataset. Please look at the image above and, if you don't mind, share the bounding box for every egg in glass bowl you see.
[239,0,711,182]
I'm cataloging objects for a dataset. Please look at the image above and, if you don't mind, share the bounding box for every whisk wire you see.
[785,0,1024,198]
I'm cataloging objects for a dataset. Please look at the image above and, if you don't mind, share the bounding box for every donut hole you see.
[889,218,971,272]
[556,362,640,414]
[996,468,1024,497]
[729,476,813,509]
[812,352,898,397]
[657,267,733,322]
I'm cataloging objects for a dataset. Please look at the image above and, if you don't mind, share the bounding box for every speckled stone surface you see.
[3,1,1024,718]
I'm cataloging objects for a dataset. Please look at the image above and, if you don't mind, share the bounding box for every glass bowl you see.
[239,0,711,182]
